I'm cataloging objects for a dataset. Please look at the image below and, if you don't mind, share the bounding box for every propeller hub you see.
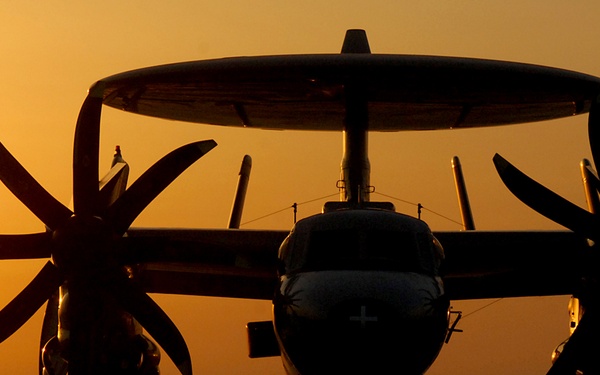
[51,215,118,276]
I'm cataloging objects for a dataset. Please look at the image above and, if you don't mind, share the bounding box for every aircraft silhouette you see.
[1,29,599,374]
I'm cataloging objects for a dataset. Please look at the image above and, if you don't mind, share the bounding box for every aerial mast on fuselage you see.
[340,29,372,203]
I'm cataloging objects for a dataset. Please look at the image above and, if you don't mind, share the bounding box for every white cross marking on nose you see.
[349,305,378,328]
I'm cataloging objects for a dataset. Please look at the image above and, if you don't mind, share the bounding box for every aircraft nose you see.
[329,299,394,331]
[274,271,450,374]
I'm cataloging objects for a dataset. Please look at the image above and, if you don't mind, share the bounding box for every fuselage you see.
[273,205,450,374]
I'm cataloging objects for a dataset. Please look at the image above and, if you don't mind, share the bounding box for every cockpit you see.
[274,205,450,375]
[278,205,444,276]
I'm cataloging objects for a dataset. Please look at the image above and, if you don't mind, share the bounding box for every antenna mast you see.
[339,29,371,203]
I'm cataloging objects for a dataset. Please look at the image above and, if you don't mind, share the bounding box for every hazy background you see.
[1,1,599,373]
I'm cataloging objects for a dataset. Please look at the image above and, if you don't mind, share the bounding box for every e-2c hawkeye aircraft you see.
[1,29,600,375]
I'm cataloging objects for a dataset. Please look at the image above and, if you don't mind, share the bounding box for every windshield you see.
[302,229,436,273]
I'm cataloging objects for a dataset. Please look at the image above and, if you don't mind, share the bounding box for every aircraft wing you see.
[126,229,588,301]
[125,228,287,300]
[437,231,588,300]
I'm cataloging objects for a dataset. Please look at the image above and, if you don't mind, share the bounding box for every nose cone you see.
[274,271,449,374]
[329,299,447,374]
[329,299,392,331]
[328,299,411,373]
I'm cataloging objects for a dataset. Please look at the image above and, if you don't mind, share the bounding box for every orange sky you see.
[1,2,600,374]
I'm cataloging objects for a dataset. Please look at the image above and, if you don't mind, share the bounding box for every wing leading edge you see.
[127,228,588,301]
[439,231,588,300]
[125,228,287,300]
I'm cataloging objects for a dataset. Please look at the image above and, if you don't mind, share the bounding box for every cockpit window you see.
[304,229,434,273]
[307,229,360,267]
[366,230,417,262]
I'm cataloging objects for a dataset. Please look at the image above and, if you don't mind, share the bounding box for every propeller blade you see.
[107,277,192,375]
[39,290,59,375]
[588,95,600,172]
[0,143,72,229]
[494,153,600,241]
[547,309,599,374]
[73,82,104,217]
[0,261,64,344]
[106,140,217,234]
[0,232,52,260]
